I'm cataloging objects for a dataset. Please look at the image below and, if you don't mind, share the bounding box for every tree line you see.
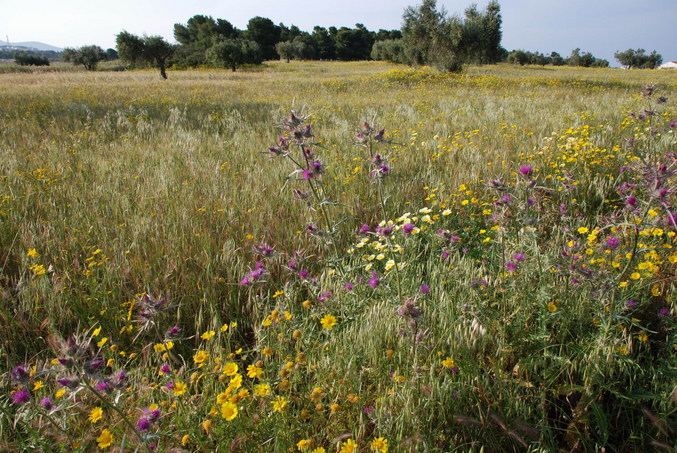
[506,48,610,68]
[39,0,665,76]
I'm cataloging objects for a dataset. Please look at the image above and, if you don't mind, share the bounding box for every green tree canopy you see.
[245,17,281,60]
[615,49,663,69]
[115,32,175,78]
[206,38,262,71]
[62,45,107,70]
[401,0,503,72]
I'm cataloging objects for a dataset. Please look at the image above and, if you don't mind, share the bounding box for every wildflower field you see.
[1,61,676,452]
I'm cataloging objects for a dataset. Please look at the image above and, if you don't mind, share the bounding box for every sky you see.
[2,0,676,65]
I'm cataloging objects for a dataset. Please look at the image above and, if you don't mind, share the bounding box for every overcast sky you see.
[2,0,676,64]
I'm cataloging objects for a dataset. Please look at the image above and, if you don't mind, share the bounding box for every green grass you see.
[1,61,675,452]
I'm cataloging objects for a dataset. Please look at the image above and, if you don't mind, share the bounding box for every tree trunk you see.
[159,62,167,79]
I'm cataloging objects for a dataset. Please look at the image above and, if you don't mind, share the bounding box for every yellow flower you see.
[27,248,40,257]
[311,448,326,453]
[92,327,102,336]
[200,330,216,340]
[201,419,213,434]
[297,439,313,451]
[339,439,358,453]
[371,437,388,453]
[97,337,108,347]
[220,401,238,421]
[222,362,238,376]
[55,388,66,399]
[96,429,113,448]
[441,357,455,369]
[181,435,190,446]
[271,395,287,412]
[153,343,166,353]
[254,383,271,397]
[172,381,187,396]
[247,364,263,379]
[30,264,46,276]
[577,227,589,234]
[89,407,103,424]
[193,350,210,365]
[262,347,273,357]
[309,387,325,403]
[630,272,641,280]
[220,323,229,332]
[320,314,337,330]
[547,302,558,312]
[32,381,44,391]
[228,373,243,389]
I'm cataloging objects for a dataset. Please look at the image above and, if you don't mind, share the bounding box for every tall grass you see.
[1,62,675,451]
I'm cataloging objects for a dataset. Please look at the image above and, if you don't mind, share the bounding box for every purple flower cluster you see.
[240,261,266,285]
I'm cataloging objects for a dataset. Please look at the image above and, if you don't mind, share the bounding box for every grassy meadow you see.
[1,61,676,452]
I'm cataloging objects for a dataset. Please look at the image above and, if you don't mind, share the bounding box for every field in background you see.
[1,62,675,452]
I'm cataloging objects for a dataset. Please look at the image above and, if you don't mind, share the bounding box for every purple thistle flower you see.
[302,169,313,180]
[58,357,73,368]
[441,250,450,259]
[344,282,353,290]
[310,160,325,175]
[374,129,386,142]
[658,308,670,317]
[519,165,533,177]
[294,189,310,201]
[376,225,393,236]
[160,364,172,375]
[359,224,371,234]
[166,325,181,338]
[513,253,525,262]
[84,358,104,375]
[420,284,430,294]
[137,417,151,431]
[626,299,637,308]
[368,277,380,288]
[97,381,113,393]
[11,389,30,405]
[605,236,620,249]
[506,261,517,272]
[627,196,637,207]
[40,397,53,410]
[299,269,309,279]
[669,121,675,128]
[11,366,29,383]
[57,378,78,389]
[403,223,415,234]
[255,243,274,256]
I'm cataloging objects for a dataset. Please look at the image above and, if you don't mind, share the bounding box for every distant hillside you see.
[0,40,62,52]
